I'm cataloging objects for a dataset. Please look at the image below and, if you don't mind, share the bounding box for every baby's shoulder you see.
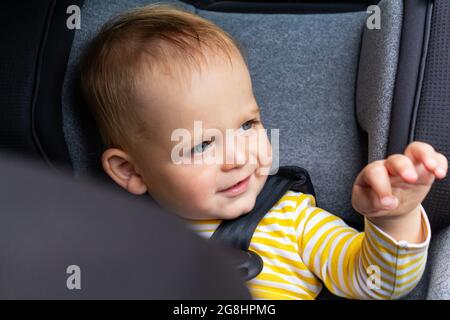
[274,190,317,209]
[265,190,318,224]
[266,190,342,233]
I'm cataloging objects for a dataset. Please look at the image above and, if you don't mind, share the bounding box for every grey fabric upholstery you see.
[425,225,450,299]
[356,0,403,162]
[414,0,450,230]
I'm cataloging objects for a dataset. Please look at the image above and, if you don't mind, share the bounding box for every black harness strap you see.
[211,166,316,251]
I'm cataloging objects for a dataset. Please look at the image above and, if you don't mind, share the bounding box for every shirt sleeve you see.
[294,193,431,300]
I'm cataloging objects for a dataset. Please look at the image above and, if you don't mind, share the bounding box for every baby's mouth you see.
[218,174,252,197]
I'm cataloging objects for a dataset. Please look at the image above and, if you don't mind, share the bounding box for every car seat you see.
[0,154,250,299]
[1,0,449,299]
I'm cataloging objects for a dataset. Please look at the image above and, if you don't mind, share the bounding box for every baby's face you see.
[132,50,272,220]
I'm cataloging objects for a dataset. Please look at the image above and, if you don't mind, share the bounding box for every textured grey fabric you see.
[63,0,369,225]
[426,225,450,299]
[414,0,450,230]
[356,0,403,162]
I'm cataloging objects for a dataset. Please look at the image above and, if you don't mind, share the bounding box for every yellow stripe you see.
[367,221,425,258]
[304,225,341,265]
[280,195,304,203]
[294,205,309,232]
[364,230,397,270]
[329,232,354,292]
[361,246,401,296]
[258,217,296,228]
[251,236,298,254]
[364,230,424,280]
[394,257,426,287]
[395,253,427,271]
[303,214,341,247]
[248,283,312,300]
[315,228,354,273]
[296,193,316,207]
[254,229,297,244]
[392,268,426,297]
[250,288,299,300]
[343,233,364,298]
[270,206,296,213]
[362,235,396,280]
[254,272,317,297]
[357,253,392,299]
[262,261,319,287]
[254,248,309,271]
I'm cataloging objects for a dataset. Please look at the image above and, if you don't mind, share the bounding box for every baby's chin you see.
[180,195,257,220]
[213,196,258,220]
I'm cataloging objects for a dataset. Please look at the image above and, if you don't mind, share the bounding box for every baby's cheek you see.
[256,132,273,173]
[180,169,215,202]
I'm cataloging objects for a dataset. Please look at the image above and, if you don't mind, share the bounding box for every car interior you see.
[0,0,449,299]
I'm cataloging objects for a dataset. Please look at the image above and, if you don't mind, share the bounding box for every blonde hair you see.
[80,3,243,149]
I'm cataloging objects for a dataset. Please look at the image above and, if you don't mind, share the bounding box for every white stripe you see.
[364,228,397,266]
[270,200,298,211]
[302,209,334,235]
[249,242,302,261]
[264,210,296,220]
[261,266,321,293]
[254,224,297,236]
[365,221,398,253]
[318,231,355,298]
[356,259,391,299]
[310,227,345,273]
[261,258,318,280]
[251,231,297,247]
[361,238,397,283]
[393,257,426,286]
[348,253,367,299]
[249,278,311,297]
[336,233,359,295]
[364,234,426,278]
[301,217,352,264]
[397,250,427,264]
[293,199,314,237]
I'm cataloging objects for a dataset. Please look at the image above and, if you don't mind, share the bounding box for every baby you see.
[80,4,447,300]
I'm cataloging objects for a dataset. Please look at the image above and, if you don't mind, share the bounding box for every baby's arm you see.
[295,193,430,299]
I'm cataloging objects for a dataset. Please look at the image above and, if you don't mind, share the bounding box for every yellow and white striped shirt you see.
[187,190,431,300]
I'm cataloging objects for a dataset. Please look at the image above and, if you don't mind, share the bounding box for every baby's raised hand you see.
[352,141,447,220]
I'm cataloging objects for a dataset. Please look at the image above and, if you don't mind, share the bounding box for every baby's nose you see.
[220,133,255,170]
[221,151,247,171]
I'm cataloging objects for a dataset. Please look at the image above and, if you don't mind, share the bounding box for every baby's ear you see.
[101,148,147,195]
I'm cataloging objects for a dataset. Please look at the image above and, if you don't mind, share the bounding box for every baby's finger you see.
[360,162,397,209]
[352,184,383,215]
[435,152,448,179]
[353,183,398,214]
[385,154,418,183]
[405,141,438,172]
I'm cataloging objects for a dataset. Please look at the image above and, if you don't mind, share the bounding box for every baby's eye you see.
[241,119,257,131]
[191,139,214,155]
